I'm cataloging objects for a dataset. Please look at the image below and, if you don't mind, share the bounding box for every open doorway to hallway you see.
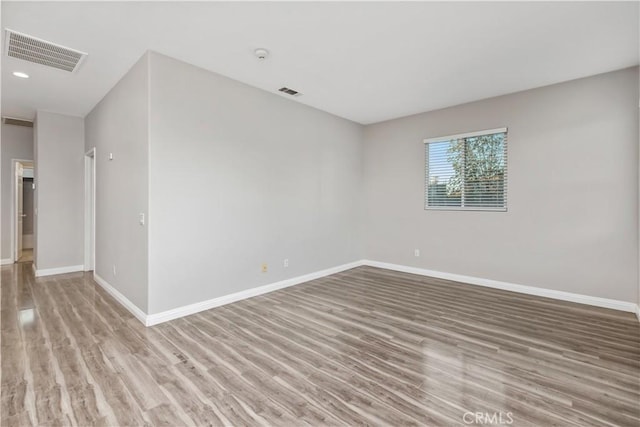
[13,160,34,263]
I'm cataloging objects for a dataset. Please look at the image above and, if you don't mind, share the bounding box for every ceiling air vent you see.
[278,87,301,97]
[2,117,34,128]
[4,29,87,72]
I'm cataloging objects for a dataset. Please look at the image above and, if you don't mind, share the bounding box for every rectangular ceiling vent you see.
[4,29,87,72]
[2,117,34,128]
[278,87,302,97]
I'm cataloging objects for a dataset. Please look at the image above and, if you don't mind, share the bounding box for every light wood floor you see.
[17,249,34,263]
[1,263,639,426]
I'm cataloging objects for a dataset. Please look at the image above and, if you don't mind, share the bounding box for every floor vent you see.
[2,117,34,128]
[4,29,87,72]
[278,87,302,96]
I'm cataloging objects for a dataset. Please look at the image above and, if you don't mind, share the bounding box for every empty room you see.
[1,1,639,426]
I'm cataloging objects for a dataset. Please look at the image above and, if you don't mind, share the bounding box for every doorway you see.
[13,160,34,263]
[84,148,96,271]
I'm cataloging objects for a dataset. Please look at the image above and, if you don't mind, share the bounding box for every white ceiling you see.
[2,1,638,125]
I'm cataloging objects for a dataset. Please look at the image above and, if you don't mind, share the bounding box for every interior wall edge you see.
[91,259,363,327]
[93,272,148,325]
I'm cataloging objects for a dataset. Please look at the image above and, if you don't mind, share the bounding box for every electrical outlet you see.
[139,213,145,226]
[283,259,289,268]
[113,265,117,276]
[414,249,420,257]
[261,263,268,273]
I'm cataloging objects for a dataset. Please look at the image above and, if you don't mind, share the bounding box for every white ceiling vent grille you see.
[4,29,87,72]
[2,117,34,128]
[278,87,302,97]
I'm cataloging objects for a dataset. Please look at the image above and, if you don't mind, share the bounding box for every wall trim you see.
[145,260,364,326]
[1,258,14,265]
[89,259,638,327]
[35,264,84,277]
[93,273,148,325]
[362,260,638,313]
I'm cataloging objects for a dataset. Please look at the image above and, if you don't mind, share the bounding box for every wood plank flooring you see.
[1,262,639,426]
[17,249,34,263]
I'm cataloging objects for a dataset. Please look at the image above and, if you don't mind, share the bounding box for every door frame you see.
[11,159,33,262]
[84,148,96,271]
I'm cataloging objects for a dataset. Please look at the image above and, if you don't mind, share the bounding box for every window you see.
[424,128,507,211]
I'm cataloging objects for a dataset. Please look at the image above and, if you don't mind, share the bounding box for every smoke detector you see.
[254,48,269,61]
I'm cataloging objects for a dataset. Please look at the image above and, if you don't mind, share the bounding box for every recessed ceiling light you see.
[13,71,29,79]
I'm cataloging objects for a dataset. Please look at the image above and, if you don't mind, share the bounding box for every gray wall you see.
[85,53,149,312]
[363,67,639,303]
[147,52,363,314]
[1,124,33,260]
[35,111,85,271]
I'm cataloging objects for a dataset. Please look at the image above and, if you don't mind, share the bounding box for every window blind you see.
[424,128,507,211]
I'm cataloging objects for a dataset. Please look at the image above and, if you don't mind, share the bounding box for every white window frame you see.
[424,127,508,212]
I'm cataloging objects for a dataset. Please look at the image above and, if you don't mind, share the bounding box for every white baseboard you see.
[362,260,638,314]
[145,260,364,326]
[87,258,639,327]
[93,273,148,325]
[1,258,14,265]
[35,264,84,277]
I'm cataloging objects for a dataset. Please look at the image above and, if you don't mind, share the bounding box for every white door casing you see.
[16,163,24,261]
[84,148,96,271]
